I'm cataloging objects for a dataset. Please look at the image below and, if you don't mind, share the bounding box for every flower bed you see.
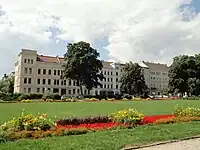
[1,106,200,143]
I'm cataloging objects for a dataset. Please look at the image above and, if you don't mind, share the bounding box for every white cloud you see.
[0,0,200,76]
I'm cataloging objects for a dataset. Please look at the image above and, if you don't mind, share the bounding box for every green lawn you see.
[1,100,200,150]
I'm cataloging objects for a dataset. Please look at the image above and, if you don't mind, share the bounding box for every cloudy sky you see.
[0,0,200,76]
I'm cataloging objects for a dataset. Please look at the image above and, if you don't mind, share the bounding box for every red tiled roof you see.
[38,55,64,63]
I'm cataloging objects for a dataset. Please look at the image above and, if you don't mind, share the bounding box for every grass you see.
[1,100,200,150]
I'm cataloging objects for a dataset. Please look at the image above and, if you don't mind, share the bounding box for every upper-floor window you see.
[116,84,118,89]
[31,59,33,64]
[38,69,41,74]
[25,68,28,74]
[24,59,27,63]
[54,70,57,76]
[37,79,40,84]
[111,72,113,75]
[111,78,113,82]
[116,78,118,82]
[28,78,32,84]
[57,80,59,85]
[24,78,27,84]
[29,68,32,74]
[69,80,71,86]
[28,59,30,64]
[108,78,110,82]
[104,71,106,75]
[116,72,118,76]
[58,70,60,76]
[48,70,51,75]
[43,69,46,75]
[54,79,57,85]
[73,89,76,94]
[48,79,51,85]
[107,71,109,75]
[64,80,66,86]
[43,79,46,85]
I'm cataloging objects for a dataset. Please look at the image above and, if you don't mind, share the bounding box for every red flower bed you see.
[56,114,174,130]
[142,114,174,124]
[57,122,126,130]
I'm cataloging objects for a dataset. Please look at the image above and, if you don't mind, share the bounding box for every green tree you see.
[0,73,14,94]
[62,41,104,96]
[120,62,147,96]
[188,78,200,96]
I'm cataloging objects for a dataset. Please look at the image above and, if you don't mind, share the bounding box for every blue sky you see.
[0,0,200,77]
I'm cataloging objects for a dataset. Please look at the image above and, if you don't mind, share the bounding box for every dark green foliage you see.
[0,93,22,101]
[0,73,14,94]
[169,54,200,96]
[42,93,61,100]
[120,62,147,96]
[62,41,104,95]
[56,116,111,126]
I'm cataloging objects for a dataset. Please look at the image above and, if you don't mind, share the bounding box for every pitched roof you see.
[37,55,64,63]
[142,61,169,70]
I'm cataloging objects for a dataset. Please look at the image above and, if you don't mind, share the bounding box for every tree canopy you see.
[62,41,104,96]
[0,73,14,94]
[168,54,200,96]
[120,62,147,96]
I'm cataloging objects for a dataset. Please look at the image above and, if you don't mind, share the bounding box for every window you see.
[48,79,51,85]
[58,70,60,76]
[43,79,46,85]
[48,88,51,92]
[57,80,59,85]
[104,84,106,89]
[28,88,31,93]
[116,85,118,89]
[68,90,71,94]
[48,70,51,75]
[24,59,27,63]
[111,72,113,75]
[43,69,46,75]
[111,78,113,82]
[24,78,27,84]
[84,90,87,94]
[38,69,41,74]
[116,78,118,82]
[37,79,40,84]
[77,89,80,94]
[28,59,30,64]
[42,88,45,93]
[88,90,90,95]
[54,70,57,76]
[73,81,76,86]
[116,72,118,76]
[111,84,113,89]
[108,78,110,82]
[107,85,110,89]
[64,80,66,86]
[54,79,57,85]
[69,80,71,86]
[104,78,106,82]
[25,68,28,74]
[29,68,32,74]
[28,78,32,84]
[108,71,109,75]
[76,81,79,86]
[104,71,106,75]
[61,80,63,86]
[73,89,76,94]
[31,59,33,64]
[37,88,40,93]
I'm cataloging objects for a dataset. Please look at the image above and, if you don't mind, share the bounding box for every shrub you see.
[42,93,61,100]
[174,105,200,117]
[18,93,31,101]
[109,108,144,125]
[182,96,200,100]
[20,99,32,103]
[29,93,43,99]
[56,116,111,126]
[0,110,53,132]
[0,93,23,101]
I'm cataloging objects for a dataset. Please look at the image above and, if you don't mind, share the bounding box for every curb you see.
[122,135,200,150]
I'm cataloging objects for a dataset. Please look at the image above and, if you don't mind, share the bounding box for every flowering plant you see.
[20,99,32,103]
[174,105,200,117]
[109,108,144,125]
[0,110,53,131]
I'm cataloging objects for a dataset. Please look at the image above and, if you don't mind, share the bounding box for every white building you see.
[14,49,169,96]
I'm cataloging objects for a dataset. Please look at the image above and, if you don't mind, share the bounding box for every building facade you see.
[14,49,169,96]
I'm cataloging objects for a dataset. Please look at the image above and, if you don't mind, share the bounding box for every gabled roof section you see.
[37,55,64,63]
[142,61,169,70]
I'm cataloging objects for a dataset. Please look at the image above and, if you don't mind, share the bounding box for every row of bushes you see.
[182,96,200,100]
[0,93,61,101]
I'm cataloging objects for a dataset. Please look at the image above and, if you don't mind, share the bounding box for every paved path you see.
[137,138,200,150]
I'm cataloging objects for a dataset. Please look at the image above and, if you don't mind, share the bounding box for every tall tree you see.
[168,55,197,95]
[120,62,147,96]
[0,73,14,94]
[62,41,104,96]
